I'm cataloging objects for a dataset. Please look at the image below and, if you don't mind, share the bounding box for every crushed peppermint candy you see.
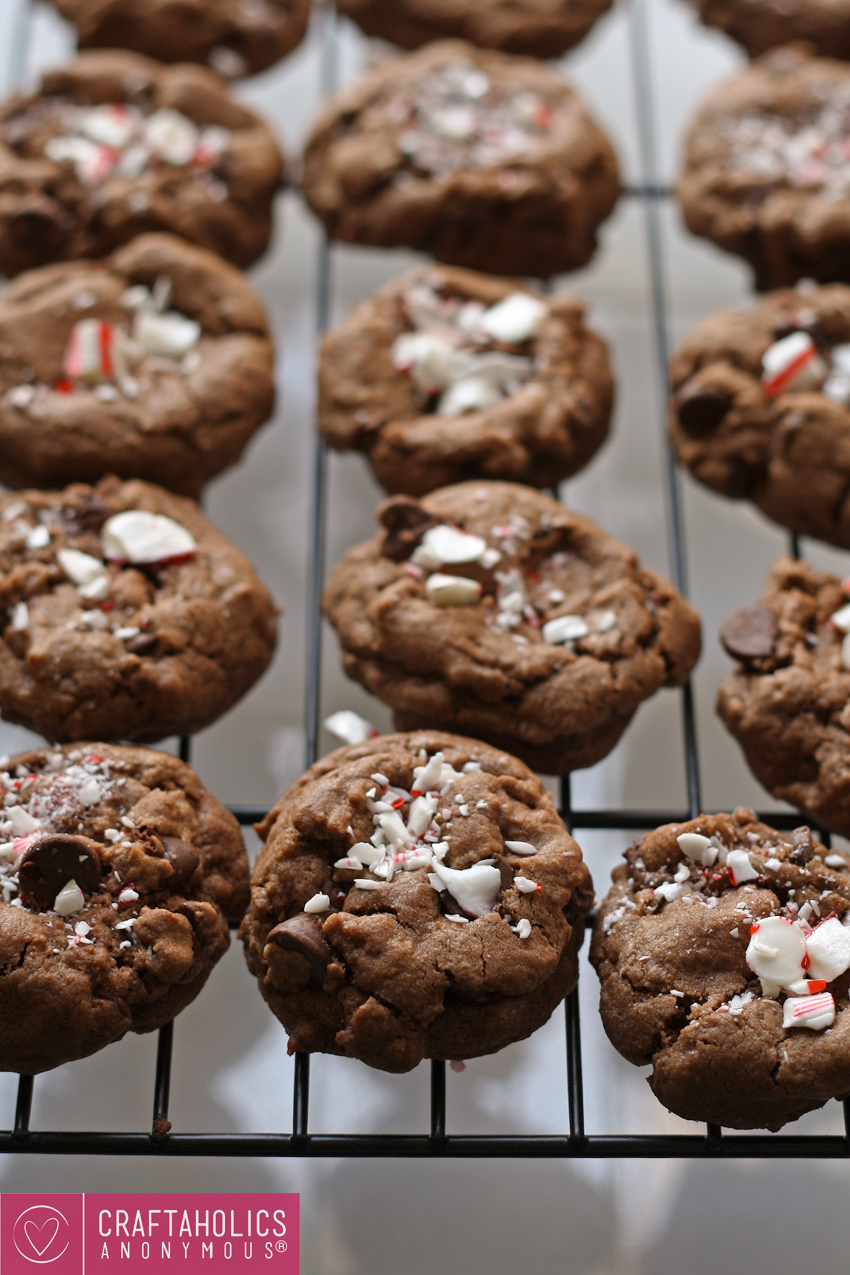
[424,573,481,606]
[324,710,379,745]
[304,892,330,914]
[101,510,197,565]
[514,918,532,939]
[782,991,835,1031]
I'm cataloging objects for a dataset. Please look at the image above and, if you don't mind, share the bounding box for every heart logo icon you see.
[23,1218,59,1257]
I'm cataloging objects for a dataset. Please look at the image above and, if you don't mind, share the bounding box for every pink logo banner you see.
[0,1193,299,1273]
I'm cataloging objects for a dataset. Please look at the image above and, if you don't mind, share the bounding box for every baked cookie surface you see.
[0,233,275,498]
[592,809,850,1130]
[322,482,701,773]
[319,265,613,496]
[241,730,593,1072]
[679,47,850,290]
[0,741,247,1074]
[689,0,850,61]
[0,477,278,744]
[0,50,284,276]
[301,41,619,278]
[335,0,613,59]
[670,283,850,549]
[48,0,310,78]
[717,557,850,838]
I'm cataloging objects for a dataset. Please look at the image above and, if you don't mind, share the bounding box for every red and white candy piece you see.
[412,524,487,570]
[782,992,835,1031]
[746,915,807,988]
[424,573,481,606]
[428,860,502,915]
[63,320,117,383]
[101,511,197,565]
[144,109,200,166]
[56,547,106,588]
[804,915,850,982]
[6,807,39,837]
[542,614,589,645]
[134,310,201,359]
[761,332,827,397]
[54,878,85,917]
[323,710,379,746]
[478,292,547,343]
[726,848,759,885]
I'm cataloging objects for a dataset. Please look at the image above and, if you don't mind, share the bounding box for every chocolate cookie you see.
[335,0,613,59]
[0,233,275,498]
[669,283,850,549]
[717,557,850,838]
[301,41,619,279]
[679,46,850,290]
[322,482,702,773]
[319,265,613,496]
[0,741,248,1074]
[591,809,850,1130]
[689,0,850,61]
[48,0,310,79]
[0,476,278,743]
[0,50,284,277]
[240,730,593,1072]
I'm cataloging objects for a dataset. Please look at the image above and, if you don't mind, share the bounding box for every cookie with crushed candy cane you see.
[47,0,310,80]
[0,50,284,277]
[240,730,593,1072]
[322,481,701,774]
[679,47,850,290]
[0,476,278,743]
[0,234,275,498]
[334,0,613,59]
[301,41,619,279]
[0,741,247,1074]
[592,809,850,1130]
[318,265,613,496]
[670,282,850,549]
[718,557,850,839]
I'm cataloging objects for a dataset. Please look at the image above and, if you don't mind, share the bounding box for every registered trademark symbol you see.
[276,1240,287,1253]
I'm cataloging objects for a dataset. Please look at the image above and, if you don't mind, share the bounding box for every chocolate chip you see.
[493,853,514,895]
[720,606,777,661]
[125,631,157,655]
[159,837,200,887]
[266,915,334,983]
[18,834,101,910]
[676,384,733,436]
[379,495,437,561]
[789,827,815,865]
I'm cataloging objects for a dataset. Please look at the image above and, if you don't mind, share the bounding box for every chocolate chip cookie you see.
[319,265,613,496]
[669,282,850,549]
[48,0,310,79]
[717,557,850,838]
[679,46,850,290]
[0,50,284,277]
[335,0,613,59]
[301,41,620,279]
[0,233,275,498]
[592,809,850,1130]
[689,0,850,62]
[0,476,278,743]
[0,741,247,1074]
[241,730,593,1072]
[322,482,702,774]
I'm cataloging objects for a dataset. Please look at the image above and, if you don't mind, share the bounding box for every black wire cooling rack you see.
[3,0,849,1161]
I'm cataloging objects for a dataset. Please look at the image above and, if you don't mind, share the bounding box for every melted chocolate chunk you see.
[379,495,437,561]
[125,632,157,655]
[789,826,815,865]
[160,837,200,888]
[676,384,732,436]
[266,915,334,983]
[720,605,777,661]
[18,834,101,909]
[493,853,514,895]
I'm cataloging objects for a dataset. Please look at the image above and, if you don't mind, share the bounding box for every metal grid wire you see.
[3,0,849,1160]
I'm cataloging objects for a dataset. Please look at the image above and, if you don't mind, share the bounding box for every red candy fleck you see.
[54,378,73,393]
[807,980,827,993]
[391,797,405,809]
[410,790,422,798]
[802,953,811,970]
[750,923,760,934]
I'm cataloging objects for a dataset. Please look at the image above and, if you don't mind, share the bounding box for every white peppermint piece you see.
[823,374,850,406]
[677,832,712,863]
[412,525,488,570]
[504,840,536,856]
[746,915,807,986]
[438,376,502,417]
[102,510,196,564]
[542,614,589,645]
[764,857,782,871]
[841,632,850,672]
[121,284,151,312]
[825,854,848,868]
[429,861,502,916]
[403,848,432,871]
[304,893,330,914]
[26,525,50,549]
[77,104,136,149]
[54,878,85,916]
[479,292,547,343]
[11,601,29,632]
[144,108,199,165]
[7,385,36,409]
[7,806,39,836]
[134,309,201,359]
[378,811,413,847]
[324,710,375,745]
[352,879,383,891]
[392,331,458,392]
[726,848,759,885]
[209,45,249,78]
[596,609,617,633]
[783,992,835,1031]
[728,990,754,1016]
[350,841,385,867]
[424,572,481,607]
[80,609,109,630]
[334,856,362,871]
[515,918,532,939]
[515,877,538,893]
[654,882,691,902]
[805,916,850,982]
[832,603,850,633]
[407,793,439,838]
[57,547,105,587]
[831,343,850,374]
[77,777,102,807]
[413,752,444,794]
